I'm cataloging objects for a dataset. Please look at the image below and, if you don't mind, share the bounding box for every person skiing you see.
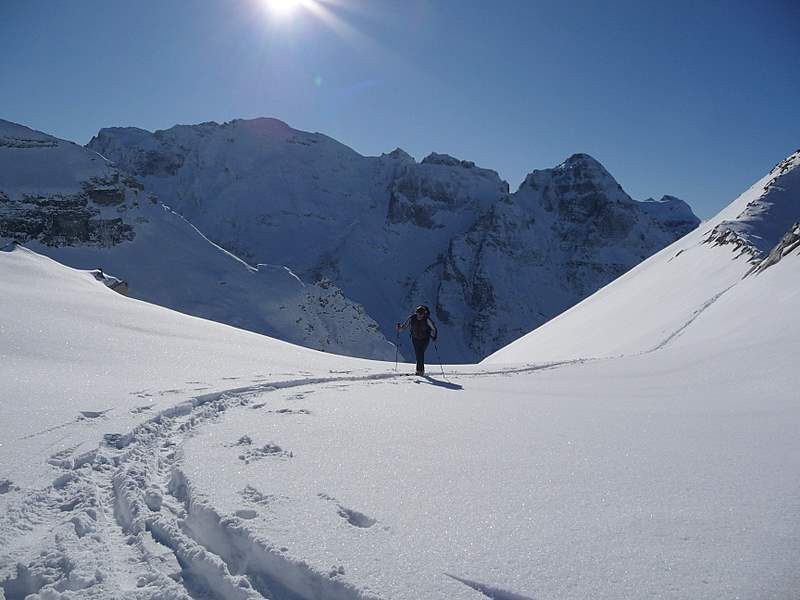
[396,305,438,375]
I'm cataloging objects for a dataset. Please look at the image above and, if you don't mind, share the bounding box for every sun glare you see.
[265,0,305,17]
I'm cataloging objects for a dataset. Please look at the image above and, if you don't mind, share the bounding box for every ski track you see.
[647,285,736,353]
[0,363,579,599]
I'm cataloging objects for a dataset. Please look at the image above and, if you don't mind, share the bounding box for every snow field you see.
[177,348,800,599]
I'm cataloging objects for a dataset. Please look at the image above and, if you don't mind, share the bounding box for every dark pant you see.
[412,337,430,373]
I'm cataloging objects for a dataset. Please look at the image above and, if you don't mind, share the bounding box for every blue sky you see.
[2,0,798,217]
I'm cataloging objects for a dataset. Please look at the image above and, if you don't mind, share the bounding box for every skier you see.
[396,305,438,376]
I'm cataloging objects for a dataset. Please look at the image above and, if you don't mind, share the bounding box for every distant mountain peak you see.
[228,117,293,132]
[421,152,476,169]
[517,153,627,204]
[383,147,415,162]
[554,152,616,181]
[561,152,603,167]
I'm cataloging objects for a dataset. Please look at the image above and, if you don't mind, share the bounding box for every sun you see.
[264,0,306,17]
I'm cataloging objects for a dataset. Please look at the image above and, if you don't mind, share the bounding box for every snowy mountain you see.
[1,185,797,599]
[485,148,800,363]
[89,118,698,362]
[412,153,700,358]
[0,119,394,360]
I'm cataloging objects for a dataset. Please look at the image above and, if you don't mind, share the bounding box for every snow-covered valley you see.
[1,148,798,599]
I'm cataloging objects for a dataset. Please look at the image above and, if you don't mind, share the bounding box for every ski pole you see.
[432,340,448,381]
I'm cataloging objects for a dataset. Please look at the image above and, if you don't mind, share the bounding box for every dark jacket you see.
[400,314,438,340]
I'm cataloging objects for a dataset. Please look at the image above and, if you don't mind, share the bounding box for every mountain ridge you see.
[87,117,699,361]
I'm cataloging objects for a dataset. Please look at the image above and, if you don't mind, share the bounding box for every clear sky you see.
[2,0,798,218]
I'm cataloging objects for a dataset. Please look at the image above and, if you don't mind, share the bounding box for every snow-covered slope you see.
[2,237,798,599]
[0,119,394,360]
[89,120,698,362]
[485,149,800,364]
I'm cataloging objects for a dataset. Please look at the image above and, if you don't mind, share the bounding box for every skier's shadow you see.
[415,375,463,391]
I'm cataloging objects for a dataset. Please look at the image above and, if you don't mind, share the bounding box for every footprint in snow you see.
[318,493,377,528]
[270,408,311,415]
[227,435,252,447]
[328,565,346,578]
[240,485,283,507]
[238,443,292,463]
[79,409,112,419]
[103,433,124,446]
[0,479,17,494]
[337,506,377,528]
[234,509,258,520]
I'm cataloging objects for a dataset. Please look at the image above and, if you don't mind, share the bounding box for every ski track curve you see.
[0,363,579,599]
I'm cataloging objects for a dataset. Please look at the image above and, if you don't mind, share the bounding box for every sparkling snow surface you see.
[1,236,798,599]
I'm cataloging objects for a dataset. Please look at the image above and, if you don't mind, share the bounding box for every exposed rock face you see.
[0,123,141,248]
[90,268,129,295]
[750,222,800,275]
[705,150,800,260]
[386,153,508,228]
